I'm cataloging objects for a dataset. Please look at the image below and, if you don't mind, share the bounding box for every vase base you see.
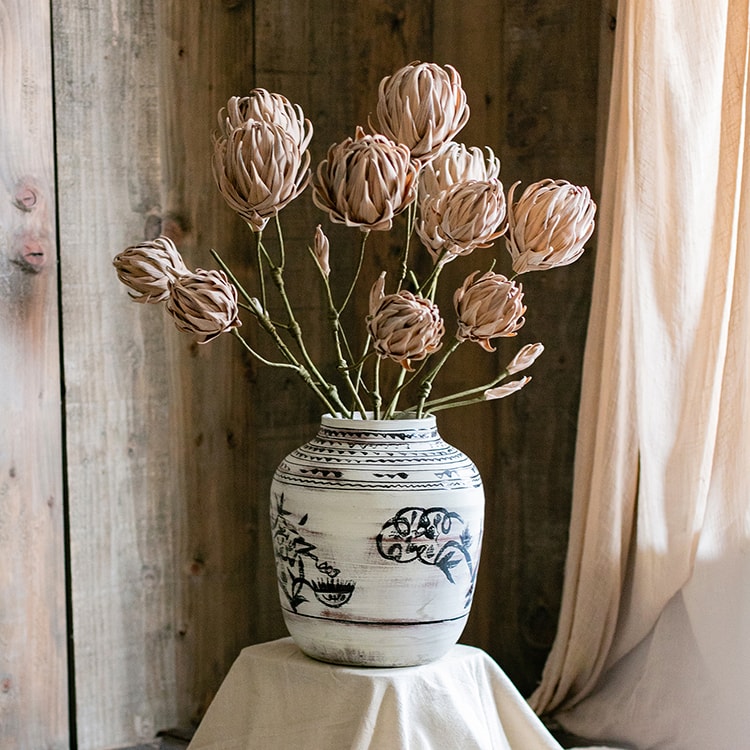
[283,610,469,667]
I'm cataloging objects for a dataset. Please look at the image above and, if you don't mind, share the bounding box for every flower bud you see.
[313,127,417,231]
[416,179,507,264]
[367,281,444,370]
[506,179,596,273]
[212,117,310,232]
[312,225,330,277]
[113,236,188,303]
[454,271,526,351]
[371,61,470,164]
[166,268,241,344]
[484,376,531,400]
[506,342,544,374]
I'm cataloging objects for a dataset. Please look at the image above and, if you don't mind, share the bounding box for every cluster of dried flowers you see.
[113,62,596,419]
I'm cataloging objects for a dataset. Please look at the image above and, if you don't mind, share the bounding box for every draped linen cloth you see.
[187,638,565,750]
[529,2,750,748]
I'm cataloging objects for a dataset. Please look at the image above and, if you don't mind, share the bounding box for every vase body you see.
[270,413,484,667]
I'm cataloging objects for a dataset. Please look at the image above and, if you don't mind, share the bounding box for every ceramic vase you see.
[270,413,484,667]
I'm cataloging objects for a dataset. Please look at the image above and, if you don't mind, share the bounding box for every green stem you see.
[425,395,487,414]
[255,231,268,310]
[338,230,369,314]
[275,214,286,270]
[414,337,462,418]
[309,244,369,416]
[417,249,449,301]
[416,370,510,411]
[212,248,342,414]
[397,202,418,291]
[231,331,336,414]
[373,356,382,419]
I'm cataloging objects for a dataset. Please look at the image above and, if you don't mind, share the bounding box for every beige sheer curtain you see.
[529,2,750,748]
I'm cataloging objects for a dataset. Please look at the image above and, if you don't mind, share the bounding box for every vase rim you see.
[321,412,436,429]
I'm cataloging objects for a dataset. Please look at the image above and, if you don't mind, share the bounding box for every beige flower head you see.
[212,117,311,232]
[217,90,313,152]
[312,126,417,231]
[418,143,501,203]
[113,236,189,303]
[367,276,444,370]
[371,61,470,164]
[506,179,596,273]
[416,178,507,264]
[166,268,241,344]
[506,342,544,374]
[454,271,526,351]
[484,376,531,400]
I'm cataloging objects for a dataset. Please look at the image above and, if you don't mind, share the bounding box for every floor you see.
[122,728,192,749]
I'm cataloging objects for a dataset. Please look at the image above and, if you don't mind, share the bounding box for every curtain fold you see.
[530,2,750,747]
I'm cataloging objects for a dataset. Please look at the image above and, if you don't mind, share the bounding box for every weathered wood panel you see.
[53,2,182,746]
[0,1,68,747]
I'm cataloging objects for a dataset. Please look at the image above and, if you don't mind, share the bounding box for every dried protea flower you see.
[506,342,544,374]
[418,143,501,203]
[484,376,531,400]
[368,276,444,369]
[506,179,596,273]
[113,236,188,303]
[212,118,310,232]
[166,268,241,344]
[312,225,330,277]
[218,90,313,152]
[454,271,526,351]
[312,127,417,231]
[416,178,507,264]
[371,61,470,164]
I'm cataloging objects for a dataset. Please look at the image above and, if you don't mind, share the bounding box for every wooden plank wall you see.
[0,2,69,748]
[0,0,609,746]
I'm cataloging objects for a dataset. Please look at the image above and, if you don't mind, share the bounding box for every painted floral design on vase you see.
[270,413,484,667]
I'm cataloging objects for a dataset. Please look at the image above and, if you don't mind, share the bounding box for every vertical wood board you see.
[53,1,180,746]
[0,1,68,747]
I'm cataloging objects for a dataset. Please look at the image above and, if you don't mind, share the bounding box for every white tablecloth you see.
[188,637,564,750]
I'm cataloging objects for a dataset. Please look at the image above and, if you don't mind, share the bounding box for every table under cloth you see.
[187,637,564,750]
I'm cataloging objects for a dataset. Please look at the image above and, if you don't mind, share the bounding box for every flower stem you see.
[414,337,462,418]
[211,247,345,415]
[338,230,369,314]
[231,332,337,414]
[417,370,510,411]
[373,356,382,419]
[397,202,417,291]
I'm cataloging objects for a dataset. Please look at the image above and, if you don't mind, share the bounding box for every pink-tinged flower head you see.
[506,342,544,374]
[484,376,531,400]
[371,62,470,164]
[217,89,313,152]
[419,143,501,203]
[416,178,507,264]
[212,117,311,232]
[313,127,417,231]
[113,236,189,303]
[367,276,444,370]
[166,268,241,344]
[454,271,526,351]
[506,179,596,273]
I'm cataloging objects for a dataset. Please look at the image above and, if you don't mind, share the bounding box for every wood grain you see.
[53,2,181,746]
[0,1,68,747]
